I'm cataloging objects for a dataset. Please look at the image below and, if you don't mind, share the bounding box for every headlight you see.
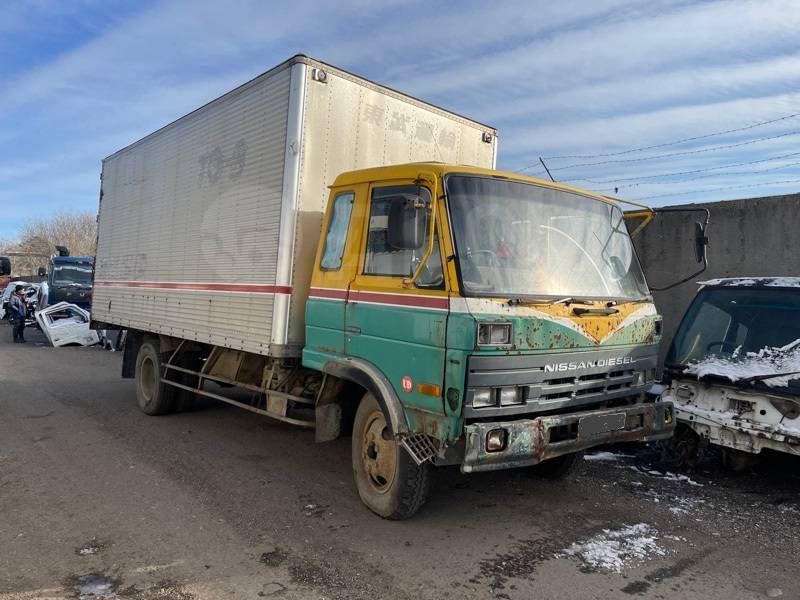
[477,322,512,346]
[472,389,495,408]
[498,386,522,405]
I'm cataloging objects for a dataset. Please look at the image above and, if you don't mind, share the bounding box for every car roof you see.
[699,277,800,290]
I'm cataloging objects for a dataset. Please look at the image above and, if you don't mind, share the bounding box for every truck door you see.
[306,186,364,355]
[345,182,449,417]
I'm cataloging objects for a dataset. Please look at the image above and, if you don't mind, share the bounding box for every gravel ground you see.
[1,324,799,599]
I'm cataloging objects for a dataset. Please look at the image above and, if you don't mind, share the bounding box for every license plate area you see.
[579,412,625,437]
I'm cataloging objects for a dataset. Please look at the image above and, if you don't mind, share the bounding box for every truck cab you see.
[303,163,674,515]
[44,254,94,310]
[662,277,800,468]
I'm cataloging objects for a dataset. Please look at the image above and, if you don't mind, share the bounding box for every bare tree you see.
[1,212,96,277]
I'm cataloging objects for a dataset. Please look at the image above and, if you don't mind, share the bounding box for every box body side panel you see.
[93,68,292,354]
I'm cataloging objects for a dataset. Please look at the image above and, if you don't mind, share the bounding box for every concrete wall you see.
[632,192,800,365]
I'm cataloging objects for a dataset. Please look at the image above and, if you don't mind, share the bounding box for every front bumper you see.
[461,401,674,473]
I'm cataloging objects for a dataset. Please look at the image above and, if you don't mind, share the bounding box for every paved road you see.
[2,325,799,599]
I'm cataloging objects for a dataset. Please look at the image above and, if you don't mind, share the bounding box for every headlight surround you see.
[472,389,495,408]
[477,322,512,347]
[472,387,525,408]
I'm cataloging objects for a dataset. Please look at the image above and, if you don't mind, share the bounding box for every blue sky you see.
[2,0,800,238]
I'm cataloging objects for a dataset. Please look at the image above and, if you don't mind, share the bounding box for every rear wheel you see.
[135,341,177,415]
[351,393,430,519]
[529,453,578,479]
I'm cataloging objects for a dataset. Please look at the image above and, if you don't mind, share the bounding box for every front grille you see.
[532,368,638,403]
[463,347,658,419]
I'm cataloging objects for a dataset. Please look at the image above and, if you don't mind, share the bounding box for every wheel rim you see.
[140,354,156,402]
[361,410,397,494]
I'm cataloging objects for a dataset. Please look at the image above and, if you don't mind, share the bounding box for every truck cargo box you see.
[93,55,497,356]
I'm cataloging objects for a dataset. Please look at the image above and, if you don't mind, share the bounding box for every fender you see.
[322,357,410,435]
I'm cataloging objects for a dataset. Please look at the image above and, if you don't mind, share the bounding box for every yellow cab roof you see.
[330,162,617,206]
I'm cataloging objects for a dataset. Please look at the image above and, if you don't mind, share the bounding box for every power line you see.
[525,130,800,173]
[541,112,800,160]
[566,150,800,185]
[632,178,800,201]
[592,159,800,192]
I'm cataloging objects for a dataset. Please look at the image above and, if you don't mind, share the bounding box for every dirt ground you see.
[1,324,799,599]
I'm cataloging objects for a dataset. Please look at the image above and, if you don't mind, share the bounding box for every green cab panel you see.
[306,297,347,355]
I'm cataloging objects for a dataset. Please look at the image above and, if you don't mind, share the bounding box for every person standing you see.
[9,285,28,343]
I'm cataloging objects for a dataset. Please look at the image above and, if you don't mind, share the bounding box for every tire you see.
[134,340,177,415]
[529,453,578,479]
[351,393,431,519]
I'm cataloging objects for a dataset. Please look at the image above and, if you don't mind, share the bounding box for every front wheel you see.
[351,394,431,519]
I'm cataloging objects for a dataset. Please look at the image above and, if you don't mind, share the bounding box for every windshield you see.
[446,175,649,300]
[666,287,800,367]
[52,264,93,286]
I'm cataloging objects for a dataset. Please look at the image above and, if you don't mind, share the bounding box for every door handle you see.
[345,325,362,334]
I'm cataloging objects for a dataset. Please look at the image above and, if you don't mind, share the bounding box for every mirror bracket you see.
[404,172,439,288]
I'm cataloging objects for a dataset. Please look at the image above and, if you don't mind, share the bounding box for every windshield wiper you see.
[737,371,800,385]
[507,296,553,306]
[550,296,593,305]
[572,305,620,316]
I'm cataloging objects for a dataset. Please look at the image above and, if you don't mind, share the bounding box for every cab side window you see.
[364,185,435,277]
[320,191,355,270]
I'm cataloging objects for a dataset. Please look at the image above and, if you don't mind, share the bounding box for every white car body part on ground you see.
[35,302,100,347]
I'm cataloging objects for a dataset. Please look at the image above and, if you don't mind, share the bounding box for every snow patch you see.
[765,278,800,288]
[685,339,800,388]
[583,451,633,462]
[627,466,704,486]
[559,523,665,573]
[700,277,800,288]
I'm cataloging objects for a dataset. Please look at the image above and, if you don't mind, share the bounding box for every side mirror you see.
[387,195,428,250]
[647,207,710,292]
[38,267,47,277]
[0,257,10,276]
[694,221,708,264]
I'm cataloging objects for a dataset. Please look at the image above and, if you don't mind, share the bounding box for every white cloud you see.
[2,0,800,236]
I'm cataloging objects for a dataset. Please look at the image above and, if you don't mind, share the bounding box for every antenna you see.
[539,157,555,182]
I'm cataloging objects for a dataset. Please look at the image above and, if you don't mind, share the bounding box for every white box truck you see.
[93,55,674,519]
[93,55,497,354]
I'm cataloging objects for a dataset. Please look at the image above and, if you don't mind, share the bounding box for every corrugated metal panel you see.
[94,67,292,355]
[283,63,497,346]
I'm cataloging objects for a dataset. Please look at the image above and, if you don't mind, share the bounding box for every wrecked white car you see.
[35,302,100,347]
[662,277,800,469]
